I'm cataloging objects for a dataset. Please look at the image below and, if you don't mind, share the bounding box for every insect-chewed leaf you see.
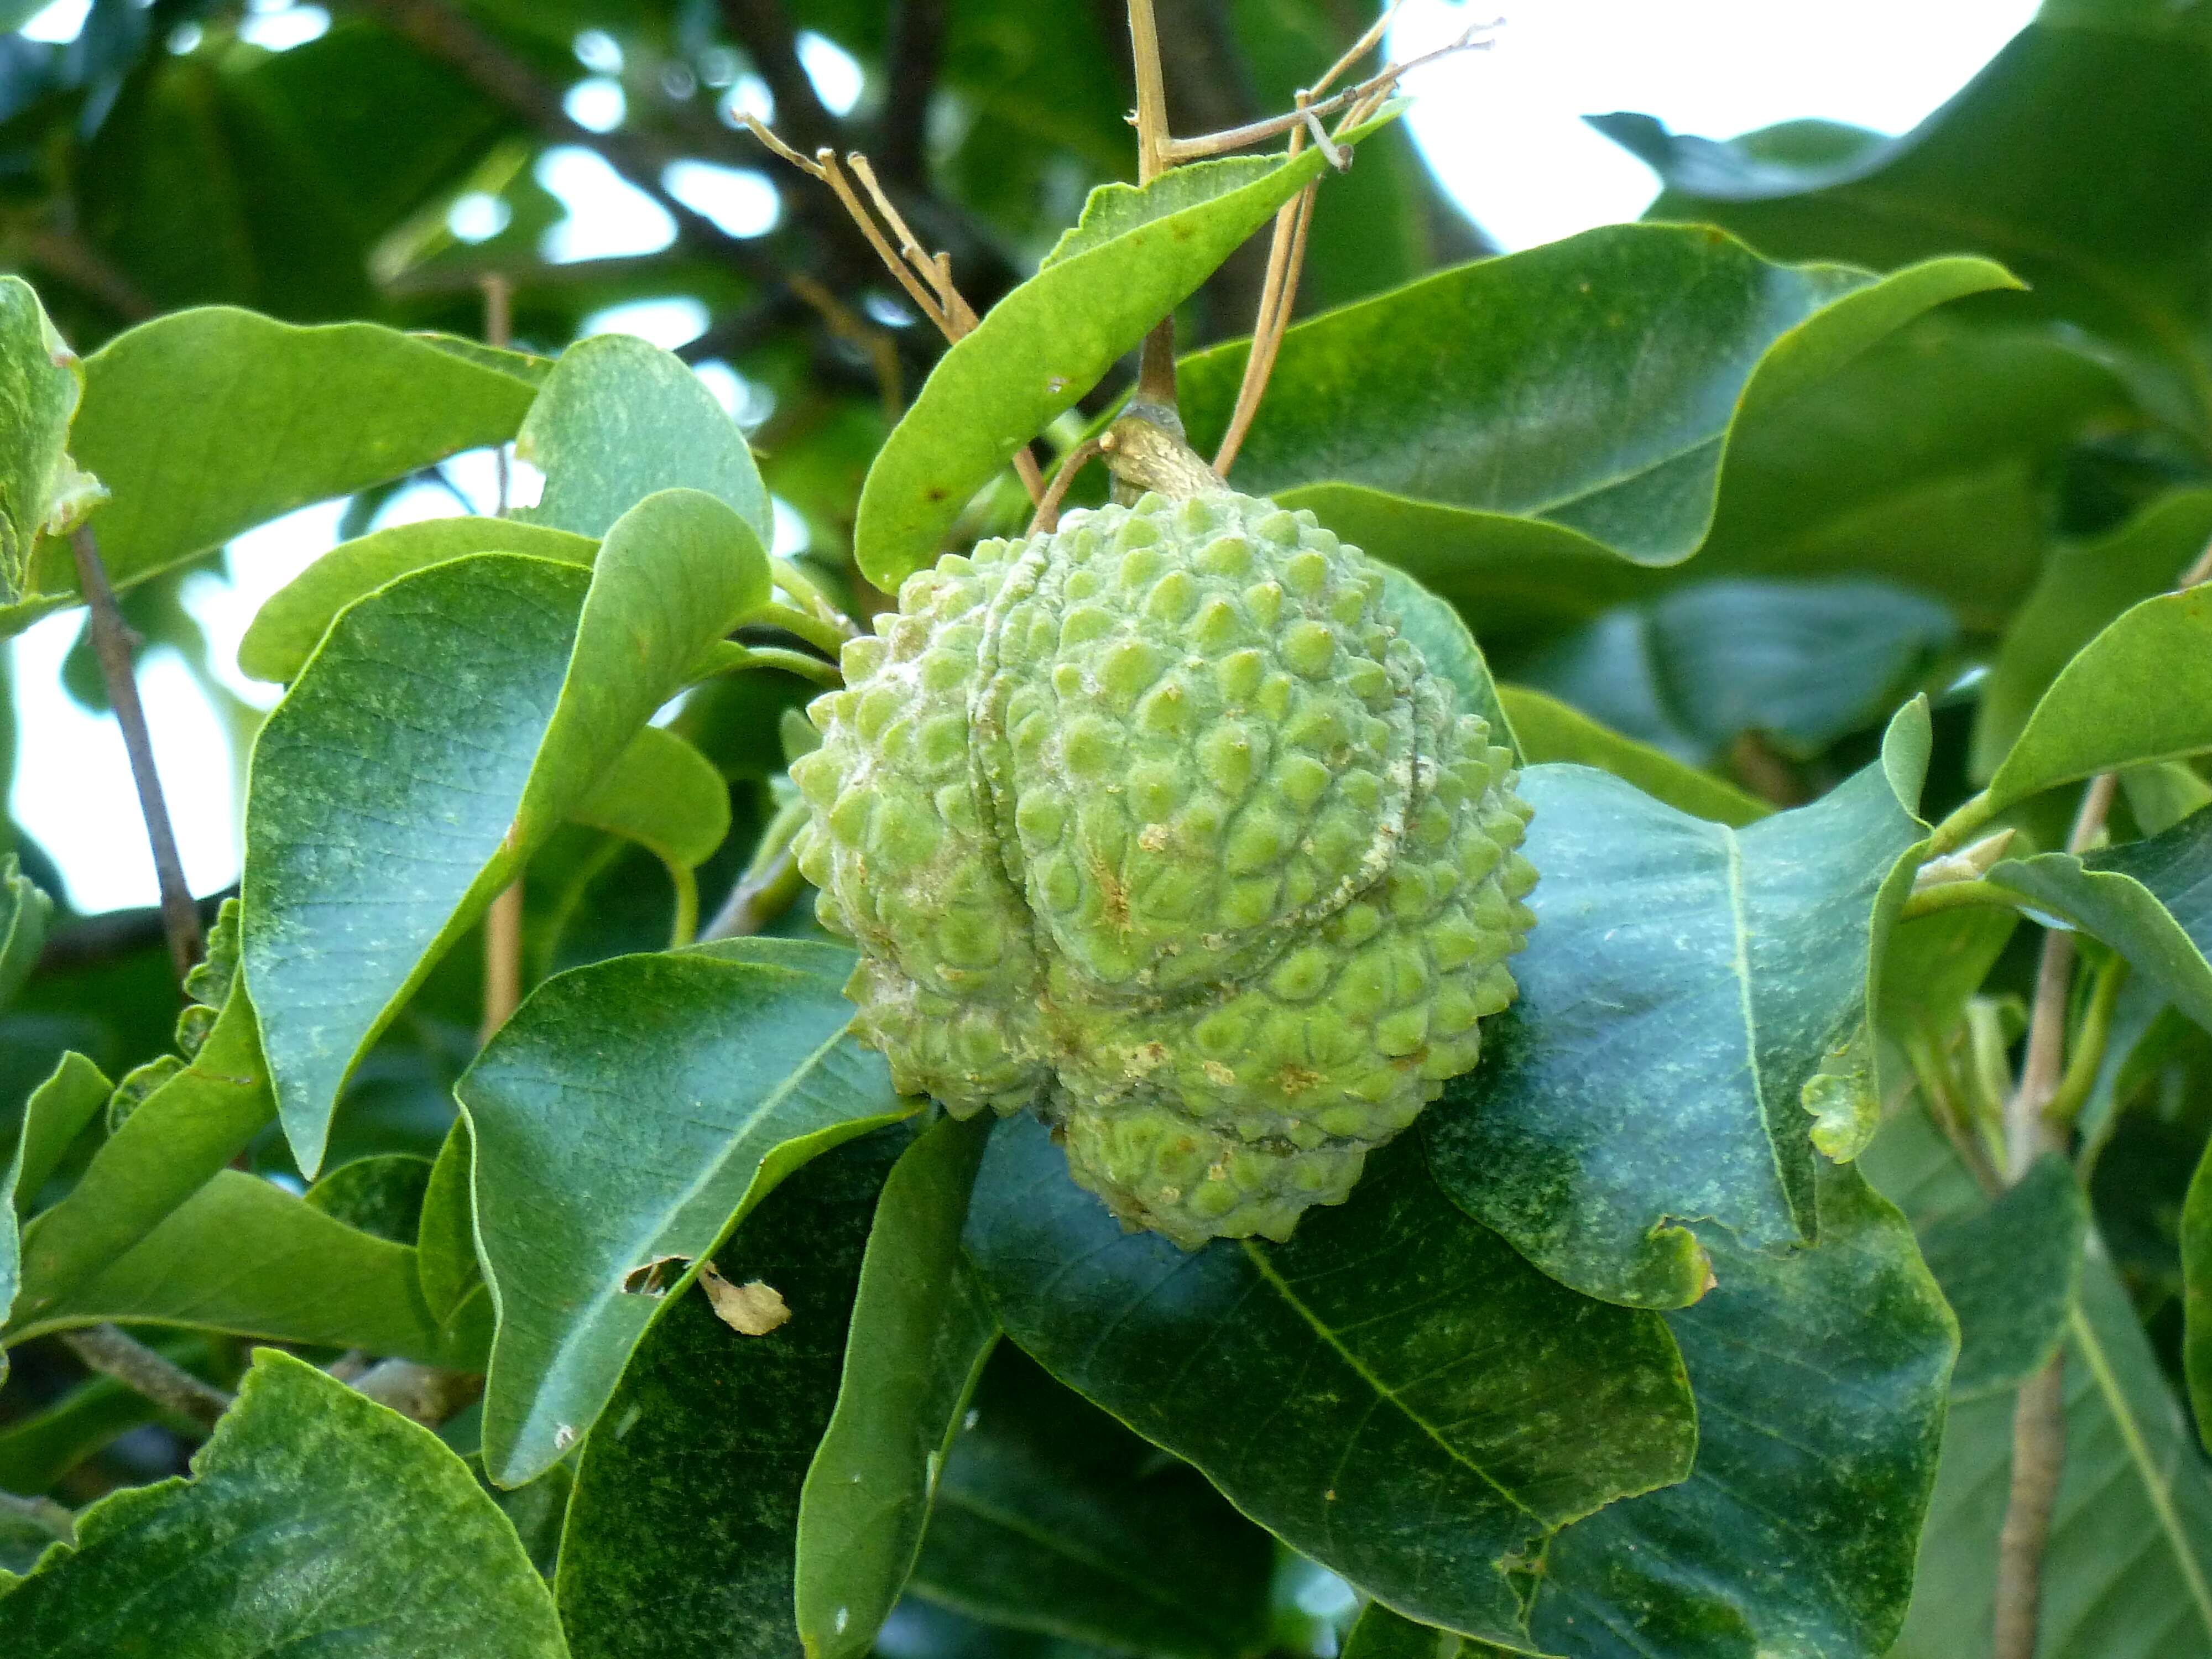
[1500,1159,1955,1659]
[554,1128,906,1659]
[0,1350,564,1655]
[964,1115,1695,1649]
[1426,738,1925,1308]
[458,939,912,1489]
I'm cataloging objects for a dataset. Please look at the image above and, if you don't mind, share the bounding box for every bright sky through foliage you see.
[9,1,2038,912]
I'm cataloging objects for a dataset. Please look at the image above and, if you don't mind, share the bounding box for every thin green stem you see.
[668,861,700,950]
[1925,790,1997,858]
[692,640,842,688]
[2047,956,2130,1133]
[753,601,851,659]
[770,557,859,639]
[1900,878,2017,922]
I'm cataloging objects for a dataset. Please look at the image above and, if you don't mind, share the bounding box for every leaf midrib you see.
[2066,1298,2212,1640]
[1235,1245,1531,1517]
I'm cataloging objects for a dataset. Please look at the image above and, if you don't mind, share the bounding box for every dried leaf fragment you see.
[700,1261,791,1335]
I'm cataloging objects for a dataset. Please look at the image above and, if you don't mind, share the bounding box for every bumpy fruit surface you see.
[791,490,1536,1248]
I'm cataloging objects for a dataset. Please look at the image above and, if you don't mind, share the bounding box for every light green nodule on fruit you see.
[793,489,1537,1248]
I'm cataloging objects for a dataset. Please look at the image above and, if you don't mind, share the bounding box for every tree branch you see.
[67,528,202,979]
[879,0,947,185]
[59,1324,232,1431]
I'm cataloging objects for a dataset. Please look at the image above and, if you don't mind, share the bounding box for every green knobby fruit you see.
[791,489,1536,1248]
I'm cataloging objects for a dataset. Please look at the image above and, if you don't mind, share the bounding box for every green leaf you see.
[1921,1155,2087,1400]
[2188,1131,2212,1451]
[797,1113,999,1659]
[854,128,1401,589]
[1986,587,2212,813]
[0,277,101,607]
[0,854,51,1009]
[235,514,597,685]
[1,1053,108,1380]
[416,1115,481,1324]
[0,1363,198,1496]
[457,939,911,1488]
[1593,8,2212,429]
[1499,685,1766,827]
[569,725,731,872]
[1975,490,2212,781]
[0,1349,565,1655]
[1972,808,2212,1034]
[10,1169,479,1365]
[1425,750,1924,1307]
[1871,1109,2212,1659]
[1371,561,1519,762]
[1493,1160,1955,1659]
[8,977,274,1332]
[9,306,541,629]
[517,331,773,546]
[304,1151,434,1245]
[907,1347,1276,1659]
[554,1129,905,1659]
[242,486,773,1172]
[1173,226,2015,598]
[1510,578,1954,765]
[1343,1604,1467,1659]
[963,1117,1695,1648]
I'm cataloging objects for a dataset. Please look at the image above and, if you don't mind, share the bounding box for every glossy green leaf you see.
[1,1053,107,1381]
[11,1170,481,1365]
[0,277,100,606]
[458,938,911,1488]
[242,486,772,1172]
[570,724,731,872]
[1372,562,1519,762]
[0,1349,565,1655]
[907,1347,1276,1659]
[2187,1130,2212,1449]
[1595,7,2212,427]
[8,977,273,1333]
[1500,685,1766,826]
[554,1129,904,1659]
[236,515,597,685]
[0,855,52,1009]
[797,1113,999,1659]
[963,1117,1695,1648]
[1176,225,2013,592]
[1975,490,2212,781]
[1302,319,2124,645]
[1987,587,2212,813]
[1921,1155,2087,1400]
[7,306,541,631]
[517,331,772,545]
[1491,1159,1954,1659]
[1425,749,1924,1307]
[1510,578,1954,765]
[1870,1107,2212,1659]
[304,1151,434,1245]
[1974,807,2212,1034]
[416,1115,481,1324]
[854,129,1399,589]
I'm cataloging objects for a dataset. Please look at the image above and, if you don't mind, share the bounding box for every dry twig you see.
[60,1324,232,1431]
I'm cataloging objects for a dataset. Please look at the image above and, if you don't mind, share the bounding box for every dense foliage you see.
[4,2,2212,1657]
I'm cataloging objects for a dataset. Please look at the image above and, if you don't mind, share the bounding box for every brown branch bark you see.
[67,528,202,979]
[59,1324,232,1431]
